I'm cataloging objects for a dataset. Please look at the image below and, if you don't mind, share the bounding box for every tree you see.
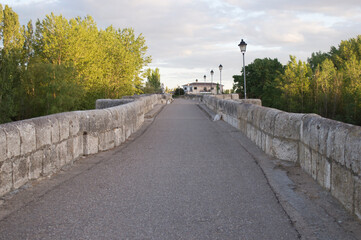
[0,6,152,123]
[143,68,161,93]
[312,59,339,118]
[342,55,361,124]
[307,51,329,71]
[33,13,151,109]
[277,56,312,113]
[233,58,284,108]
[0,4,25,123]
[174,88,184,96]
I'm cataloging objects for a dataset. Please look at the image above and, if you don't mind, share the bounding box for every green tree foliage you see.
[342,55,361,123]
[232,35,361,125]
[233,58,284,108]
[0,5,151,123]
[0,4,24,122]
[143,68,161,93]
[174,87,184,96]
[20,60,81,119]
[307,51,329,71]
[278,56,312,113]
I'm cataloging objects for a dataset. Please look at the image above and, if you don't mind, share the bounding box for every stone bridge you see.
[0,94,360,239]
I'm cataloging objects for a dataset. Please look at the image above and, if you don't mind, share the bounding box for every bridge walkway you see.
[0,99,360,239]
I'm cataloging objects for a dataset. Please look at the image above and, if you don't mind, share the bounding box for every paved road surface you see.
[0,99,359,239]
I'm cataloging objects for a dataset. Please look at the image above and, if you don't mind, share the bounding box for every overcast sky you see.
[3,0,361,89]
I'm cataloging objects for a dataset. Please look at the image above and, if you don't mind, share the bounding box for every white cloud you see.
[1,0,58,6]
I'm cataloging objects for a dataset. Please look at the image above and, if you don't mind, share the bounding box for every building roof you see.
[182,82,224,87]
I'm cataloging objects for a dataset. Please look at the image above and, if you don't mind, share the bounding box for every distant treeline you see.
[233,35,361,126]
[0,4,151,124]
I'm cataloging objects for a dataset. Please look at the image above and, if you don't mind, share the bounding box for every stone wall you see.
[190,94,361,220]
[0,94,171,197]
[96,94,172,109]
[95,99,134,109]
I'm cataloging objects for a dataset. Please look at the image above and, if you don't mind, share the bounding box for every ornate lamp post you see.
[238,39,247,99]
[210,70,214,94]
[219,64,223,94]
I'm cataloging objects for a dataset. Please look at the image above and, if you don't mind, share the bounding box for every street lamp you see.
[238,39,247,99]
[210,70,214,94]
[219,64,223,94]
[204,75,206,82]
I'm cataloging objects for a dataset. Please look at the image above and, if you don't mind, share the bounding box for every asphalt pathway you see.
[0,99,337,239]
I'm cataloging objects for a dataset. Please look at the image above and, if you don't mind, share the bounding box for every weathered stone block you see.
[331,163,354,212]
[136,114,145,130]
[264,134,273,155]
[246,124,256,143]
[261,132,266,152]
[99,131,115,151]
[4,124,21,159]
[102,109,114,130]
[124,104,137,127]
[345,126,361,174]
[74,111,88,133]
[300,114,321,149]
[234,99,262,105]
[224,101,238,118]
[83,134,98,155]
[236,103,246,120]
[115,108,125,127]
[48,116,60,144]
[302,146,311,175]
[87,110,108,132]
[29,150,43,180]
[57,114,70,141]
[43,146,57,176]
[246,104,259,127]
[230,94,238,99]
[33,118,52,149]
[258,108,280,135]
[236,103,249,123]
[251,106,264,129]
[317,118,338,157]
[57,141,68,168]
[114,128,124,147]
[255,129,262,149]
[66,139,74,164]
[95,99,134,109]
[16,121,36,155]
[316,155,331,190]
[0,159,12,196]
[355,177,361,220]
[311,150,320,180]
[326,123,350,166]
[0,128,6,162]
[73,135,83,159]
[238,118,247,134]
[13,156,29,189]
[271,138,298,162]
[125,124,133,139]
[223,94,231,100]
[299,143,306,171]
[274,112,303,140]
[69,113,80,137]
[106,108,121,128]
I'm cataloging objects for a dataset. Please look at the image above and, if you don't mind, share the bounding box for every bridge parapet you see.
[188,94,361,221]
[0,94,172,198]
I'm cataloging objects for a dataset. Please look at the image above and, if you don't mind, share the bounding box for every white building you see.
[182,80,224,95]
